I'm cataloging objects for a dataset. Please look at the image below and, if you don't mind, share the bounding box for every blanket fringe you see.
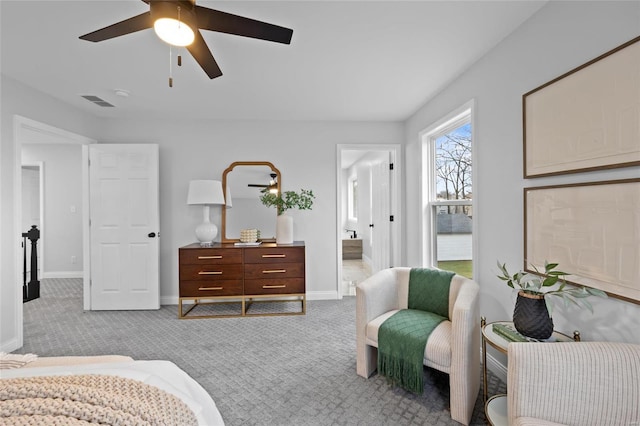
[378,352,423,394]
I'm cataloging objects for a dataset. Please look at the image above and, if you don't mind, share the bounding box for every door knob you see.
[369,224,374,228]
[148,232,156,238]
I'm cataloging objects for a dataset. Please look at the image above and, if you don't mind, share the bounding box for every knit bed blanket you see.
[0,374,198,425]
[378,268,453,394]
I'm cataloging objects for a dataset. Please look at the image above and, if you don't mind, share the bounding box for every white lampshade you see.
[154,18,195,46]
[187,180,225,206]
[150,2,196,47]
[187,180,225,246]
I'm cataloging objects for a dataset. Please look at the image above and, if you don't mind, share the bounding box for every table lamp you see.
[187,180,225,246]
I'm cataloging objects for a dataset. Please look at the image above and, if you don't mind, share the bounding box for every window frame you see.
[420,101,475,276]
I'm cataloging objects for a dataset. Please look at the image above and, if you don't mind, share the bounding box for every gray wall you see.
[404,0,640,344]
[97,118,403,304]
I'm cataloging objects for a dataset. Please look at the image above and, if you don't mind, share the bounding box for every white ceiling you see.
[1,1,547,122]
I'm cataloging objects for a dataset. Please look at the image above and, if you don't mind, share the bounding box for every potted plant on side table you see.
[260,189,315,244]
[497,260,607,339]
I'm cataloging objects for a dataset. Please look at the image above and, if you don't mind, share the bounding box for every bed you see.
[0,355,225,425]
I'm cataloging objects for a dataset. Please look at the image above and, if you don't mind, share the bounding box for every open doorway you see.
[336,144,401,298]
[21,163,43,286]
[11,116,96,350]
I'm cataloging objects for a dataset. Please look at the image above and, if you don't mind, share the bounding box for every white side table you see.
[480,317,579,426]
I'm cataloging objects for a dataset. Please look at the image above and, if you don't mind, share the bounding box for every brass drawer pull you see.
[199,286,223,291]
[262,269,286,274]
[199,271,223,275]
[262,254,286,258]
[198,255,222,259]
[262,285,286,289]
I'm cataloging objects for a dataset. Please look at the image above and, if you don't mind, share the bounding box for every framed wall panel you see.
[524,179,640,303]
[523,35,640,178]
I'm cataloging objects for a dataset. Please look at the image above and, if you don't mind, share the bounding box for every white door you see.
[89,144,160,310]
[371,157,391,273]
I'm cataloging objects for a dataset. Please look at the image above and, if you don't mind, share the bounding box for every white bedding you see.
[0,359,225,426]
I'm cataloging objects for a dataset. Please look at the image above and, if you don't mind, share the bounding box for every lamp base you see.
[195,221,218,246]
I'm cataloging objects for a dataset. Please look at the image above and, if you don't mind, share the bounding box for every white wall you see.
[98,118,403,304]
[22,144,83,277]
[405,1,640,345]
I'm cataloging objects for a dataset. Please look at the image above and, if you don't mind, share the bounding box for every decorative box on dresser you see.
[178,241,306,318]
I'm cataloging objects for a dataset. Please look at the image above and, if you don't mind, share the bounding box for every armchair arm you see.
[448,276,480,425]
[507,342,640,426]
[356,268,404,377]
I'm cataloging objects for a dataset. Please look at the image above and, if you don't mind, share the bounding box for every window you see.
[421,104,473,279]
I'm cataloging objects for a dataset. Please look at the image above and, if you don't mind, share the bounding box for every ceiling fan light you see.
[154,18,195,46]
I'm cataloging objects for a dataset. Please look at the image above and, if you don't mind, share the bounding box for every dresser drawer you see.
[244,278,305,295]
[244,247,304,264]
[244,262,304,280]
[179,248,242,265]
[180,264,243,281]
[180,280,243,297]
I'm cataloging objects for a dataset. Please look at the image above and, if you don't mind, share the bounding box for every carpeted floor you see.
[16,278,505,425]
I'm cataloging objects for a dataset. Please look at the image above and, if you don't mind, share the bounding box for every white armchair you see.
[356,267,480,425]
[507,341,640,426]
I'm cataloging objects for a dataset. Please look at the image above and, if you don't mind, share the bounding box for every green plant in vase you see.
[497,260,607,339]
[259,189,315,215]
[260,189,314,244]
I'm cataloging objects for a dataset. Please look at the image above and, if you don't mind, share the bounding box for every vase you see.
[276,213,293,244]
[512,290,554,339]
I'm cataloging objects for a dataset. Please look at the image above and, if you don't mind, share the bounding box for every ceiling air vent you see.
[81,95,114,107]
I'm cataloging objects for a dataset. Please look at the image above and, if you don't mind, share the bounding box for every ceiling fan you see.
[79,0,293,81]
[248,173,278,193]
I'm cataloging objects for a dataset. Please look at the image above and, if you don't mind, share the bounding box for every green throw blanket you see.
[377,268,454,394]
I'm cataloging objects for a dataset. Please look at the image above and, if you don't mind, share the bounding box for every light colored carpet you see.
[16,278,505,425]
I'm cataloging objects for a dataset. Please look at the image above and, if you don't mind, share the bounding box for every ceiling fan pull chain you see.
[169,45,173,88]
[176,7,182,68]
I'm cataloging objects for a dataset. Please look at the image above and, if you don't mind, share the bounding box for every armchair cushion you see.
[365,310,453,371]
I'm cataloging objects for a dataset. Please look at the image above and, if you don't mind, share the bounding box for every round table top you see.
[482,320,575,354]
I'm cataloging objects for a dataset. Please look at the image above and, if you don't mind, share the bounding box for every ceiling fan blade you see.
[248,184,269,188]
[186,30,223,79]
[195,6,293,44]
[79,12,153,42]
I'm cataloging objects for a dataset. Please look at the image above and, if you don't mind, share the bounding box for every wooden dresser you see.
[178,241,305,318]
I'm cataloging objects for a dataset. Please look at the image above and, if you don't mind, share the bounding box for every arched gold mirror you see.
[221,161,281,242]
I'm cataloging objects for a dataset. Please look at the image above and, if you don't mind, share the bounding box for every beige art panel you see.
[525,179,640,303]
[523,36,640,178]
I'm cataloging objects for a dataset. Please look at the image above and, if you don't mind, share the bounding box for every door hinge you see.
[389,163,394,170]
[390,215,394,222]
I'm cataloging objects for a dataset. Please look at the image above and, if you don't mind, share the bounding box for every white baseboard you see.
[0,337,20,353]
[42,271,83,279]
[307,291,338,300]
[485,352,508,384]
[160,296,179,306]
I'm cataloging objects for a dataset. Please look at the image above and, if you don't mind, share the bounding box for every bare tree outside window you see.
[435,123,472,215]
